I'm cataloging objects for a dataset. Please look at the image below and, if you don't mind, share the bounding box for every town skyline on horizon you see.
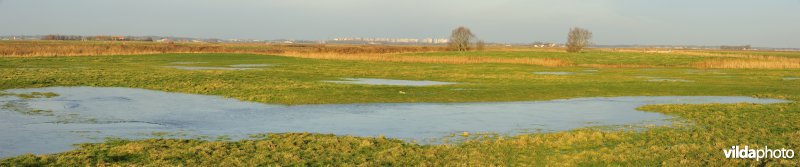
[2,34,791,50]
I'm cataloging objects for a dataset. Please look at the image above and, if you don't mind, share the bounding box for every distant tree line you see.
[42,35,154,42]
[720,45,751,50]
[41,35,84,41]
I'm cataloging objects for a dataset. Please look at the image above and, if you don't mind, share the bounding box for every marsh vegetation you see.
[1,42,799,166]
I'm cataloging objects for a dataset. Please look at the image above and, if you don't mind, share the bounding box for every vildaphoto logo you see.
[724,145,795,161]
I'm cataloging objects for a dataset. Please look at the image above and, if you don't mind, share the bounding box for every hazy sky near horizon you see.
[1,0,798,47]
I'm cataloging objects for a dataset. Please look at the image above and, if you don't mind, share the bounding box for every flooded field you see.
[0,87,788,157]
[324,78,459,86]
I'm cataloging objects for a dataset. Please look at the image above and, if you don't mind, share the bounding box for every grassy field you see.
[1,46,799,165]
[1,53,798,104]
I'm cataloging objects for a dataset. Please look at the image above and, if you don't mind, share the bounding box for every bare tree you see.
[449,26,475,51]
[476,40,486,51]
[566,27,592,53]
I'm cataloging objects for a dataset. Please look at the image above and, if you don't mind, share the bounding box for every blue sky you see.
[1,0,798,47]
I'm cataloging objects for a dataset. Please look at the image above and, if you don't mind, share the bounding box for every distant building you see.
[331,37,448,44]
[531,42,557,48]
[720,45,751,50]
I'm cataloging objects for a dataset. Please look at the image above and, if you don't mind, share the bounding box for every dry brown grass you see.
[676,50,800,69]
[603,48,796,58]
[0,41,449,57]
[0,41,569,66]
[0,41,227,57]
[484,46,567,53]
[578,64,659,68]
[672,50,775,59]
[6,40,799,69]
[597,48,800,69]
[237,43,448,54]
[693,59,800,69]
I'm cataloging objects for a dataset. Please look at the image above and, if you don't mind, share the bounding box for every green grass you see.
[400,51,712,66]
[1,51,799,166]
[1,53,797,104]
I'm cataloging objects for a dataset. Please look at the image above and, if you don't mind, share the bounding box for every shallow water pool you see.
[0,87,788,157]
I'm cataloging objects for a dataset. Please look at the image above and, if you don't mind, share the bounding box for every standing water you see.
[0,87,789,157]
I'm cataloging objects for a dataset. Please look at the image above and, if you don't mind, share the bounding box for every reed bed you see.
[6,40,800,69]
[600,48,796,59]
[682,51,800,69]
[0,41,569,66]
[487,47,567,52]
[0,41,446,57]
[0,41,226,57]
[578,64,658,68]
[693,58,800,69]
[596,48,800,69]
[246,43,447,54]
[673,50,783,59]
